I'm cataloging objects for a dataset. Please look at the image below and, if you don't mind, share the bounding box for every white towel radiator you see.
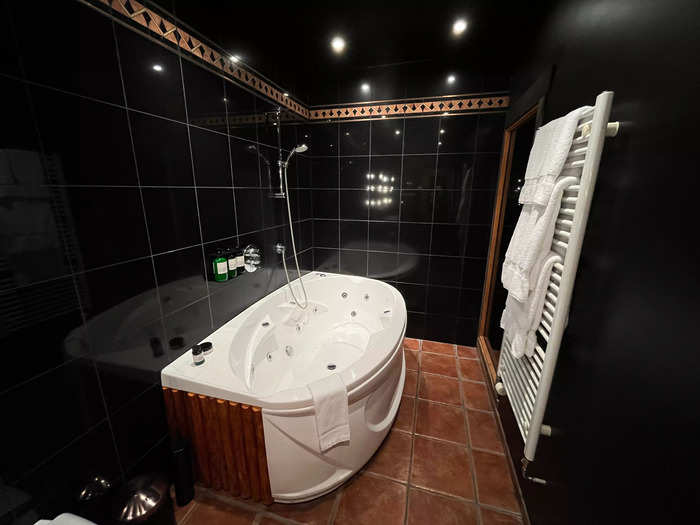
[497,91,618,481]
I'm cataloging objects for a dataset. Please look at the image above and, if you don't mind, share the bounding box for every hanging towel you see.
[501,251,562,358]
[519,106,592,206]
[501,176,578,302]
[308,373,350,452]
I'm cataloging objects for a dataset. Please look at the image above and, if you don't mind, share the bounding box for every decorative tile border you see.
[86,0,309,119]
[309,95,510,121]
[84,0,509,122]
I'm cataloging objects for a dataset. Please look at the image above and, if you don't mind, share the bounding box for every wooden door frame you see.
[477,103,541,384]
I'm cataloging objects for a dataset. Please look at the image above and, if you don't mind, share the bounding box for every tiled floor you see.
[175,338,523,525]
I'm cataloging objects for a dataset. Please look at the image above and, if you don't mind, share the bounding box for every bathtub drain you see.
[327,363,336,370]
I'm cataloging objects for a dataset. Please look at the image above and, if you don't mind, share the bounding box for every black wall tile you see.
[395,283,426,312]
[339,250,367,276]
[32,87,137,186]
[313,219,339,247]
[400,190,434,222]
[313,189,339,219]
[371,119,404,155]
[431,224,467,256]
[427,286,461,315]
[163,297,212,352]
[234,188,265,233]
[473,154,500,190]
[68,187,150,269]
[229,138,262,187]
[142,187,200,253]
[477,113,506,152]
[399,223,432,254]
[368,252,399,281]
[340,221,367,250]
[340,121,369,156]
[115,24,185,120]
[436,155,475,190]
[311,157,339,188]
[340,157,369,188]
[181,58,226,131]
[130,112,193,186]
[369,222,398,252]
[429,256,462,286]
[302,123,338,156]
[459,288,482,319]
[190,127,232,186]
[339,190,366,220]
[438,116,478,153]
[396,254,429,284]
[197,188,237,242]
[404,118,439,154]
[314,248,339,273]
[461,258,487,290]
[433,190,470,224]
[402,156,436,190]
[154,245,208,315]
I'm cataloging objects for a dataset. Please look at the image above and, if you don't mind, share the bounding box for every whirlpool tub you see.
[161,272,407,503]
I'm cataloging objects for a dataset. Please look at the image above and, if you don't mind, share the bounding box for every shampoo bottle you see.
[212,249,228,282]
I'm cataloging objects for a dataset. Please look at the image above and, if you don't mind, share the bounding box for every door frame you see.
[477,103,542,383]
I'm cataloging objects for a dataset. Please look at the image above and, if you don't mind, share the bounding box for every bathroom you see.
[0,0,698,523]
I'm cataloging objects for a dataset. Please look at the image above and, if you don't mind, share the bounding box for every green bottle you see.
[213,249,228,282]
[226,248,237,279]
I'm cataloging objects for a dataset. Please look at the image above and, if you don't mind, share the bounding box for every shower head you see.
[294,144,308,153]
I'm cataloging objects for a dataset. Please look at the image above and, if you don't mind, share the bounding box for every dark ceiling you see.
[149,1,553,106]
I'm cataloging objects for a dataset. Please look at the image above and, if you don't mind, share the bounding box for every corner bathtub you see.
[161,272,407,503]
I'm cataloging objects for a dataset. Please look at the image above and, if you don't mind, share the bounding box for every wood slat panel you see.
[161,387,270,503]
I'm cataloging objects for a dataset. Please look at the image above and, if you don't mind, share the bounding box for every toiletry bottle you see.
[213,249,228,282]
[236,246,246,274]
[226,248,237,279]
[192,345,204,365]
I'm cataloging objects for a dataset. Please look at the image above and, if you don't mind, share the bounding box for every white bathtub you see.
[161,272,407,502]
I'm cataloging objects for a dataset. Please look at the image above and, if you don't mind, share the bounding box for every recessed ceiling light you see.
[230,55,240,63]
[447,74,456,84]
[453,19,468,36]
[394,130,401,135]
[361,83,370,92]
[440,129,445,134]
[381,115,387,119]
[223,97,228,103]
[331,36,346,54]
[152,64,163,72]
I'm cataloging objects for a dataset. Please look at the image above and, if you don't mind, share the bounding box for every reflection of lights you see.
[438,141,443,146]
[440,129,445,134]
[346,131,350,136]
[447,75,456,84]
[304,134,308,138]
[223,97,228,102]
[395,129,401,135]
[365,200,370,205]
[361,83,370,92]
[391,177,395,182]
[152,64,163,72]
[366,173,371,179]
[453,19,468,36]
[283,92,289,97]
[331,36,346,54]
[443,112,450,115]
[230,55,240,63]
[381,115,387,119]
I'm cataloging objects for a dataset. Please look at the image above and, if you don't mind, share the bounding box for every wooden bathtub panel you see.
[162,387,272,503]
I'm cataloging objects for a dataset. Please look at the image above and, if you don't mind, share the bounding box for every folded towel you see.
[501,252,562,358]
[502,176,579,302]
[519,106,592,206]
[308,373,350,452]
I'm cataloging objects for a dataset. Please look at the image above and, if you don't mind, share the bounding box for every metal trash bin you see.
[114,474,175,525]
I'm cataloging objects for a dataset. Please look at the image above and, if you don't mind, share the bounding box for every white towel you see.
[519,106,592,206]
[501,252,562,358]
[501,176,578,302]
[308,373,350,452]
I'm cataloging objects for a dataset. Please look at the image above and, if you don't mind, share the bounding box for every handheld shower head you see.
[294,144,308,153]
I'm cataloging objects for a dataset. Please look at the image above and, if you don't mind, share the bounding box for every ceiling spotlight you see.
[223,97,228,103]
[152,64,163,72]
[361,83,370,92]
[381,115,387,119]
[230,55,240,63]
[453,18,468,36]
[394,129,401,135]
[447,74,456,84]
[331,36,346,54]
[440,129,445,134]
[283,92,289,97]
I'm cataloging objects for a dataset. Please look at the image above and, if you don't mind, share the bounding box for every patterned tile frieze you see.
[84,0,509,121]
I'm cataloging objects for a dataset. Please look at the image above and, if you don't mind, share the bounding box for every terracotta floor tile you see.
[404,370,418,396]
[419,373,462,406]
[415,400,467,444]
[459,358,485,381]
[481,507,523,525]
[264,490,335,525]
[404,337,421,350]
[407,488,477,525]
[174,499,196,523]
[335,473,406,525]
[405,349,419,371]
[394,395,415,432]
[461,381,491,411]
[410,436,474,500]
[421,353,458,377]
[457,345,478,359]
[365,429,412,481]
[473,450,520,513]
[468,410,504,453]
[183,496,256,524]
[422,340,455,355]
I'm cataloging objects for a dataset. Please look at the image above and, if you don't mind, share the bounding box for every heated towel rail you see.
[497,91,618,480]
